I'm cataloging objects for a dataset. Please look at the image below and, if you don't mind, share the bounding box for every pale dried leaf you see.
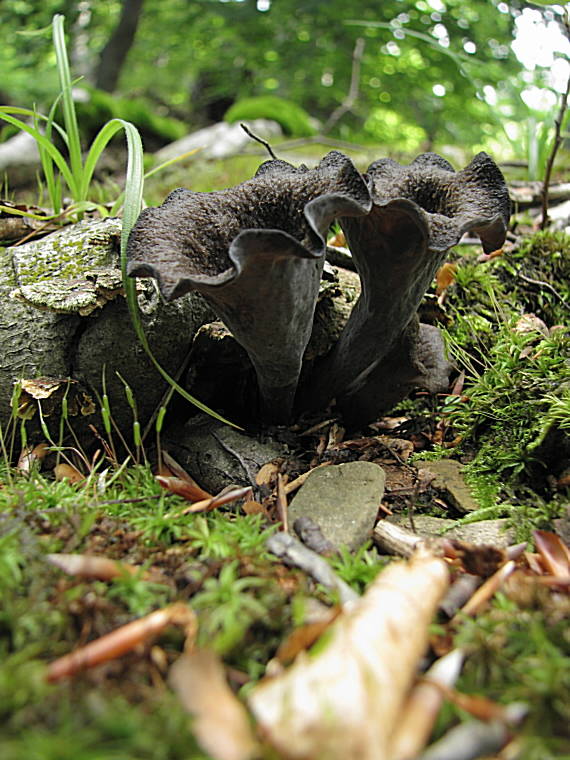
[169,649,257,760]
[255,460,282,487]
[47,553,141,581]
[248,550,449,760]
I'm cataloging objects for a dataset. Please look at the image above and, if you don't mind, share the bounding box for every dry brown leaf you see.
[54,462,85,484]
[166,486,253,517]
[328,230,346,247]
[255,460,282,487]
[160,452,213,499]
[156,475,213,502]
[47,553,144,581]
[533,529,570,577]
[276,608,342,665]
[248,550,449,760]
[17,442,49,473]
[242,499,268,516]
[435,262,457,295]
[169,649,257,760]
[46,603,196,682]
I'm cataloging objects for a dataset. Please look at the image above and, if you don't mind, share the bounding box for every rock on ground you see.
[288,461,386,552]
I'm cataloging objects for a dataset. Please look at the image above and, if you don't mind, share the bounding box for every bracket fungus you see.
[127,150,509,426]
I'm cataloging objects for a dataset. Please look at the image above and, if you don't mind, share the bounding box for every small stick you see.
[540,11,570,230]
[240,123,278,160]
[276,473,289,532]
[266,532,359,605]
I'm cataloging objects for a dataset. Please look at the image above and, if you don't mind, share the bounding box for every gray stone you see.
[387,514,515,548]
[165,416,288,494]
[288,461,386,552]
[416,458,481,513]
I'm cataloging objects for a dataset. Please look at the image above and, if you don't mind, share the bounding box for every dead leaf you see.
[328,230,346,247]
[533,530,570,577]
[46,603,196,682]
[46,553,144,581]
[54,463,85,484]
[276,609,341,664]
[156,475,212,502]
[242,499,268,516]
[248,550,449,760]
[17,442,49,473]
[255,460,282,487]
[169,649,257,760]
[165,486,253,517]
[159,452,212,499]
[435,262,457,295]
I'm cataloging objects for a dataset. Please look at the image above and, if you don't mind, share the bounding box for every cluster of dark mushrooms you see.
[127,150,509,426]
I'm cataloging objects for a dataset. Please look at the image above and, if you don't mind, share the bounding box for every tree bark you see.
[94,0,144,92]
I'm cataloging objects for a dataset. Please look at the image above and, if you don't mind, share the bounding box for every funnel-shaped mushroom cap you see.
[304,152,510,414]
[127,151,372,422]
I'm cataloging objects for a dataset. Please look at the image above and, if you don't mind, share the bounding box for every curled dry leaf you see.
[166,486,253,517]
[156,474,213,502]
[17,442,49,473]
[255,459,283,487]
[47,553,142,581]
[46,603,196,683]
[533,529,570,578]
[54,462,85,484]
[169,648,257,760]
[248,550,449,760]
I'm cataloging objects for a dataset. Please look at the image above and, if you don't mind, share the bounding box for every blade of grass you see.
[52,14,84,194]
[0,108,77,194]
[116,119,241,429]
[34,102,62,214]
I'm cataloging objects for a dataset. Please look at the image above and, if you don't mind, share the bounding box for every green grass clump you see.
[224,95,316,137]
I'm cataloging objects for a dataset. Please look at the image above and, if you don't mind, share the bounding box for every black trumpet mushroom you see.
[302,152,511,425]
[127,152,371,422]
[127,150,509,427]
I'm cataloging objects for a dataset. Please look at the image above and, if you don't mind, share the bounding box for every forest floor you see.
[0,148,569,760]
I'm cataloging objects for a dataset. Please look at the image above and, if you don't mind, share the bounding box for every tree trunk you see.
[94,0,144,92]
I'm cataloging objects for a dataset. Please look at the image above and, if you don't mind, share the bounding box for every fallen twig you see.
[266,531,358,605]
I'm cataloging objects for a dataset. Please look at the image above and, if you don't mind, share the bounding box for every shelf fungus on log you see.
[127,151,371,422]
[302,152,510,425]
[128,150,509,426]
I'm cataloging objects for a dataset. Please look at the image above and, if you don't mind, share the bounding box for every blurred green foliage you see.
[1,0,564,158]
[224,95,316,136]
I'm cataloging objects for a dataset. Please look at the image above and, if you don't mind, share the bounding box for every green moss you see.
[224,96,316,137]
[450,595,570,758]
